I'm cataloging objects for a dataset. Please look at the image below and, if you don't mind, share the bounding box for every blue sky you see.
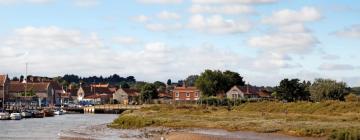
[0,0,359,87]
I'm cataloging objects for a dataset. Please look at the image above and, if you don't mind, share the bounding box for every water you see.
[0,114,122,140]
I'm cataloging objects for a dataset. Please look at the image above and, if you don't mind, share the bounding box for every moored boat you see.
[0,112,10,120]
[32,110,44,118]
[44,109,54,117]
[21,111,33,118]
[10,113,22,120]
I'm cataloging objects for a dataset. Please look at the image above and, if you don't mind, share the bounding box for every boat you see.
[44,109,54,117]
[54,109,64,115]
[21,111,33,118]
[0,112,10,120]
[32,110,44,118]
[10,113,22,120]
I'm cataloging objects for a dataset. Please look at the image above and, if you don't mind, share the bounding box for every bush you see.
[109,115,157,129]
[329,129,360,140]
[198,97,247,106]
[345,93,360,102]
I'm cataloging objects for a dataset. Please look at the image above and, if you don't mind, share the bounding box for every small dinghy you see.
[10,113,22,120]
[21,111,33,118]
[0,112,10,120]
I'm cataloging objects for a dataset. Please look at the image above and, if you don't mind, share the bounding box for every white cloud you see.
[334,24,360,39]
[156,11,181,20]
[192,0,277,4]
[188,14,252,34]
[248,32,318,54]
[112,36,141,45]
[73,0,99,7]
[322,54,340,60]
[189,4,254,15]
[132,15,150,23]
[137,0,182,4]
[0,0,53,5]
[319,63,357,71]
[145,23,182,32]
[262,7,321,25]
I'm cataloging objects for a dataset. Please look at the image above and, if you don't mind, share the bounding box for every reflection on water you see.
[0,114,121,140]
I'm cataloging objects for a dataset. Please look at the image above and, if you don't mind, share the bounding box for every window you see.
[195,92,199,97]
[175,92,179,97]
[186,93,190,97]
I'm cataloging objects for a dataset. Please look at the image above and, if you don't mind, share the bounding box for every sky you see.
[0,0,359,87]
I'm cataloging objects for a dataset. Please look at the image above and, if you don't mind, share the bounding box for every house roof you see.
[9,82,50,93]
[159,92,172,98]
[173,86,199,92]
[234,85,260,95]
[67,88,79,96]
[0,75,6,86]
[84,93,112,99]
[122,88,140,97]
[93,87,113,94]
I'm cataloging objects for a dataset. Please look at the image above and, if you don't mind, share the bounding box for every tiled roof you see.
[235,85,260,95]
[84,93,112,99]
[9,82,50,93]
[122,88,140,97]
[159,92,172,98]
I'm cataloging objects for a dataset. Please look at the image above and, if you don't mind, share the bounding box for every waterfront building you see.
[113,88,140,105]
[0,75,9,108]
[172,85,200,102]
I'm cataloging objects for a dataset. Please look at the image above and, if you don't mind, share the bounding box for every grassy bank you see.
[109,101,360,139]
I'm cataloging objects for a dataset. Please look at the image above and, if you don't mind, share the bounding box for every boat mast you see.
[25,63,28,107]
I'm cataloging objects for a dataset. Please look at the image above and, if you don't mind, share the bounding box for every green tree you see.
[195,70,245,97]
[140,83,158,103]
[310,78,348,101]
[274,78,310,102]
[185,75,199,86]
[167,79,172,85]
[133,81,147,91]
[153,81,166,89]
[120,82,130,89]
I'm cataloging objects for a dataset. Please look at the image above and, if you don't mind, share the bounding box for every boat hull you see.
[10,113,22,120]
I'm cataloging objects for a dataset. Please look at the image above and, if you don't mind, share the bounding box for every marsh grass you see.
[110,101,360,139]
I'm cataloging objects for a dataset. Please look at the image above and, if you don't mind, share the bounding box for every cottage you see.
[173,85,200,102]
[226,85,260,100]
[113,88,140,105]
[77,83,115,103]
[0,75,9,108]
[83,94,112,105]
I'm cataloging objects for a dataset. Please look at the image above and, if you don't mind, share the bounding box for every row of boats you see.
[0,109,65,120]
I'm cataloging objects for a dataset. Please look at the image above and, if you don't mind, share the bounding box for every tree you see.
[167,79,172,85]
[154,81,166,89]
[12,77,19,81]
[310,78,348,101]
[195,69,245,97]
[133,81,147,91]
[274,79,310,102]
[140,83,158,103]
[185,75,199,87]
[120,82,130,89]
[20,75,24,82]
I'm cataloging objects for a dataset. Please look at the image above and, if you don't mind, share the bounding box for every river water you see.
[0,114,323,140]
[0,114,122,140]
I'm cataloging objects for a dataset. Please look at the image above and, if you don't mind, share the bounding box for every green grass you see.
[110,101,360,139]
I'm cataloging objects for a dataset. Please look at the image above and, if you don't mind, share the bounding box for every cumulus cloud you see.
[262,7,321,25]
[145,23,182,31]
[188,14,252,34]
[137,0,182,4]
[189,4,254,15]
[73,0,99,7]
[319,63,357,71]
[132,15,150,23]
[192,0,277,4]
[112,36,141,45]
[334,24,360,39]
[248,32,318,54]
[156,11,181,20]
[0,0,54,5]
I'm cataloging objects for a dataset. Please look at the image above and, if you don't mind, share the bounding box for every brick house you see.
[173,85,200,101]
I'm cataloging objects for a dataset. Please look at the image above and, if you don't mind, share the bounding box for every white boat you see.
[54,110,63,115]
[0,112,10,120]
[21,111,32,118]
[10,113,22,120]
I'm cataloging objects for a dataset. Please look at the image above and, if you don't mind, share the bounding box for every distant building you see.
[173,85,200,102]
[77,83,116,104]
[0,75,9,108]
[8,81,56,106]
[113,88,140,105]
[226,86,260,99]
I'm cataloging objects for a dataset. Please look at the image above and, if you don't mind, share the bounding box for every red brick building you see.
[173,85,200,101]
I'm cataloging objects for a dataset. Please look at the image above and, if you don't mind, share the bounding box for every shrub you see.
[345,93,360,102]
[109,115,157,129]
[329,129,360,140]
